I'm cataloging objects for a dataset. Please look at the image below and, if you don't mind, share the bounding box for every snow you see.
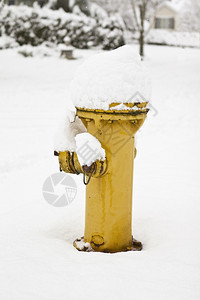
[0,45,200,299]
[1,3,82,21]
[75,133,106,166]
[70,45,151,110]
[147,30,200,48]
[53,110,106,161]
[171,0,189,10]
[54,112,87,152]
[0,35,19,49]
[89,2,108,19]
[74,237,94,252]
[58,43,74,51]
[17,43,60,57]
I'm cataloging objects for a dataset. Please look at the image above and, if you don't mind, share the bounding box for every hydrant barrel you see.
[75,106,148,252]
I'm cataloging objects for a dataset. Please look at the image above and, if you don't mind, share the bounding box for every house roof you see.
[157,1,178,14]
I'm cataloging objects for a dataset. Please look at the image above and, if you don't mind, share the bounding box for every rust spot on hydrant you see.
[82,164,95,174]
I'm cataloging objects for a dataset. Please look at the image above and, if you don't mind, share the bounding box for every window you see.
[8,0,15,5]
[155,18,175,29]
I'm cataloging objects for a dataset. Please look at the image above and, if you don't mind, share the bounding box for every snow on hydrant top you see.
[70,45,151,110]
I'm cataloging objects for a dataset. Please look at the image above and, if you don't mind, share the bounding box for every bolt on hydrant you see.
[56,102,149,253]
[54,45,151,253]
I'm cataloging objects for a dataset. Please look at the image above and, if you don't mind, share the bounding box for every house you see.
[154,1,178,30]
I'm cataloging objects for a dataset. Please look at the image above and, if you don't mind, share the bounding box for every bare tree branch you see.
[129,0,165,57]
[145,6,158,37]
[130,0,140,30]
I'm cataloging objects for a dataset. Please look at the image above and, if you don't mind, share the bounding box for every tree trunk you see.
[57,0,70,12]
[139,29,144,58]
[139,4,145,59]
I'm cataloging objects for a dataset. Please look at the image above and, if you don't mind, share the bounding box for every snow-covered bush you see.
[0,36,19,49]
[96,15,125,50]
[89,2,108,19]
[17,42,60,57]
[0,5,125,50]
[146,29,200,48]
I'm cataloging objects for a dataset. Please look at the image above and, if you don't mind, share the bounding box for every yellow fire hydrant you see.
[56,102,149,253]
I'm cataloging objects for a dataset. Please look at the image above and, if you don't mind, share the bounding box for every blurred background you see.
[0,0,199,56]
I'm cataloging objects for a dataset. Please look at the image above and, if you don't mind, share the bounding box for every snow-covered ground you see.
[146,30,200,48]
[0,45,200,300]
